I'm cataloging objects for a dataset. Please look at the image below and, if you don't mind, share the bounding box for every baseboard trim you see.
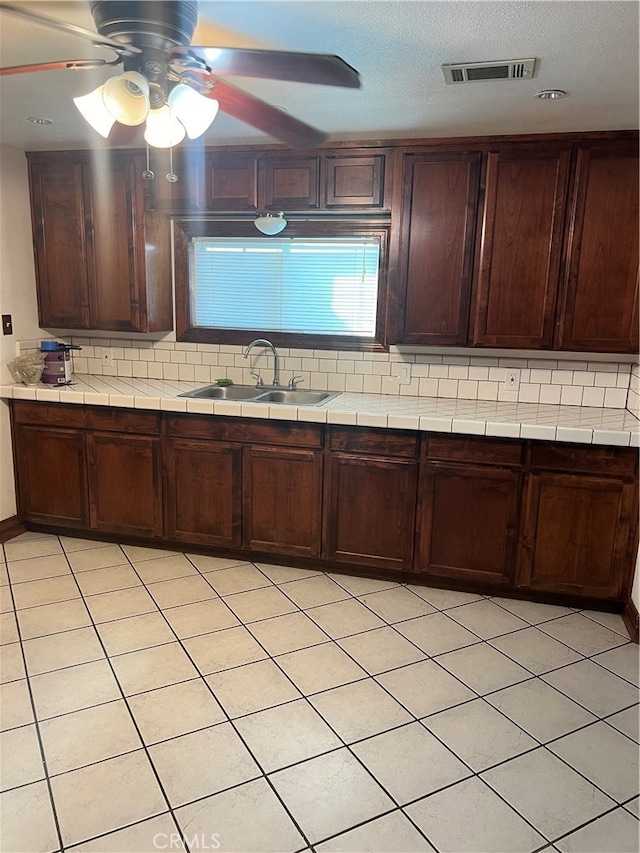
[623,597,639,644]
[0,516,26,543]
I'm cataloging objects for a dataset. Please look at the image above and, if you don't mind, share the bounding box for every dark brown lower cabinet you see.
[416,435,522,587]
[9,401,638,610]
[164,437,242,547]
[88,433,162,538]
[13,424,88,528]
[323,427,418,571]
[517,444,638,599]
[243,445,323,557]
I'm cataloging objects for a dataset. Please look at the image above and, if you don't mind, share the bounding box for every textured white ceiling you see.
[0,0,638,150]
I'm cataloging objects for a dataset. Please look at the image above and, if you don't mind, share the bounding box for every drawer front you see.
[165,414,322,448]
[327,426,417,458]
[12,401,86,429]
[426,434,523,466]
[529,443,638,477]
[86,407,160,435]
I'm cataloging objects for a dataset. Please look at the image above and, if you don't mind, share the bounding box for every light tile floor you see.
[0,531,638,853]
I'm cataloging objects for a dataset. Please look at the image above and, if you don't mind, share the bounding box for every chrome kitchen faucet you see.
[243,338,281,388]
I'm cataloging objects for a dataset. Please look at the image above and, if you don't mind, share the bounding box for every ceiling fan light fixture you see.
[144,105,186,148]
[254,212,287,235]
[102,70,150,125]
[73,85,116,138]
[168,83,219,139]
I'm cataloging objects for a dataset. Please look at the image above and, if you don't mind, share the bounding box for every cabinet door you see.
[243,445,322,557]
[324,453,417,571]
[14,425,88,528]
[88,433,162,538]
[28,157,91,328]
[324,153,387,208]
[517,472,635,599]
[471,147,570,348]
[85,154,171,333]
[556,145,639,353]
[205,153,259,210]
[165,438,242,547]
[416,462,520,587]
[86,156,143,332]
[264,156,320,209]
[393,153,480,345]
[147,147,206,211]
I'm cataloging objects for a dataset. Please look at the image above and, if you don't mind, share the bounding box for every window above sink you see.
[174,219,390,352]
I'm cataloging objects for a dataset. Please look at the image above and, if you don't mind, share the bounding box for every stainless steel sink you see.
[255,390,338,405]
[178,385,340,406]
[179,385,264,401]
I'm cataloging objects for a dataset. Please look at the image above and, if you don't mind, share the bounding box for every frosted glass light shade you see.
[254,213,287,235]
[144,105,186,148]
[168,84,219,139]
[73,86,116,138]
[102,71,150,126]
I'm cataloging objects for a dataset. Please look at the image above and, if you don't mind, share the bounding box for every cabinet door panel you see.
[518,472,634,599]
[557,146,639,352]
[324,454,417,570]
[394,153,480,345]
[88,434,162,538]
[148,148,205,211]
[244,446,322,557]
[417,463,519,586]
[325,154,387,208]
[472,148,570,348]
[28,158,90,328]
[87,157,140,331]
[165,438,242,547]
[205,154,258,210]
[15,426,88,528]
[264,157,320,209]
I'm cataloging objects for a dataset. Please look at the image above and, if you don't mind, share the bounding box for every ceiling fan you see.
[0,0,361,149]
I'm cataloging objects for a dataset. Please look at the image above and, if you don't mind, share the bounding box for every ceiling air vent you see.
[442,58,536,84]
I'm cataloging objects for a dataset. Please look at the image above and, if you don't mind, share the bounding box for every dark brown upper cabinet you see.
[324,152,389,208]
[28,152,172,333]
[148,146,206,211]
[471,146,571,349]
[205,152,259,210]
[391,152,481,346]
[264,155,321,209]
[28,156,92,329]
[555,143,639,353]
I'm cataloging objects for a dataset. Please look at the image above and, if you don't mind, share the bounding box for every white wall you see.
[0,145,41,521]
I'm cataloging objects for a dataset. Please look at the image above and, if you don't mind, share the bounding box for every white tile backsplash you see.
[16,337,638,412]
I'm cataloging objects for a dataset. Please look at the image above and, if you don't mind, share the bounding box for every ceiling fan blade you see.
[207,77,327,149]
[172,46,360,89]
[0,2,140,55]
[0,59,117,77]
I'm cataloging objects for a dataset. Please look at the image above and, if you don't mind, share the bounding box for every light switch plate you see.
[102,347,114,367]
[506,368,520,390]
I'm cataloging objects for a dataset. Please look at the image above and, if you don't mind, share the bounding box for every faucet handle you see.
[288,375,304,390]
[249,369,263,387]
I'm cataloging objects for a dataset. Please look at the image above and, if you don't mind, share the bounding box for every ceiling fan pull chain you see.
[142,144,154,181]
[166,147,178,183]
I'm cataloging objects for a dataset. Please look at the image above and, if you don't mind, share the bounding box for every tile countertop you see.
[1,374,639,447]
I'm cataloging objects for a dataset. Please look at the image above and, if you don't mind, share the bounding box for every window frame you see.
[174,218,390,351]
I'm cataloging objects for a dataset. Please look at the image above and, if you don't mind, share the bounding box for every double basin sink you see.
[179,384,340,407]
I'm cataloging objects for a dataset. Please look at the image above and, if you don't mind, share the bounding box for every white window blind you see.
[190,236,381,336]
